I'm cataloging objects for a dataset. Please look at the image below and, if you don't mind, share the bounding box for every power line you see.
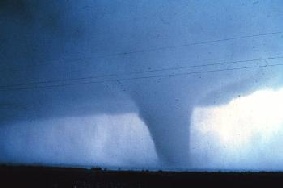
[1,55,282,89]
[109,31,283,56]
[0,57,267,89]
[0,56,283,92]
[1,30,282,74]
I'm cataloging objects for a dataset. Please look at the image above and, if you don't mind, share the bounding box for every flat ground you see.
[0,165,282,187]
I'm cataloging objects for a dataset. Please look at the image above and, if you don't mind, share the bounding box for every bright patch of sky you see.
[191,88,283,170]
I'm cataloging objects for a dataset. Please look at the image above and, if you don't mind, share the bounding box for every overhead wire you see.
[0,30,282,74]
[0,55,283,92]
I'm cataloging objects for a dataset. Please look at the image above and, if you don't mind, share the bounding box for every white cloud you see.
[191,88,283,170]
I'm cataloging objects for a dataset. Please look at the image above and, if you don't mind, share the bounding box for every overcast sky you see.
[1,0,283,171]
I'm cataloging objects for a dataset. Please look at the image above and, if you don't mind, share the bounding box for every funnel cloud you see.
[1,0,283,170]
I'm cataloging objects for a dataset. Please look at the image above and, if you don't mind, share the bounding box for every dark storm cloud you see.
[1,0,283,168]
[0,0,139,121]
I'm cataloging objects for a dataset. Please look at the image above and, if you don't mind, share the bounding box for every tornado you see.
[125,78,195,168]
[1,0,283,169]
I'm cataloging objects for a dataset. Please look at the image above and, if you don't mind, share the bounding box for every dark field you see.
[1,165,283,187]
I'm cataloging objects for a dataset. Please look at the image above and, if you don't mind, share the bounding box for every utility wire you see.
[108,31,283,56]
[2,54,282,89]
[0,57,267,89]
[0,30,282,74]
[0,56,283,92]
